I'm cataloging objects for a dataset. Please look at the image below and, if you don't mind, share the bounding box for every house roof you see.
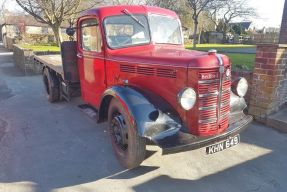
[230,22,252,30]
[3,15,49,27]
[2,14,69,28]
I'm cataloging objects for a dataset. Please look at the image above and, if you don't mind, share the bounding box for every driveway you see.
[0,44,286,192]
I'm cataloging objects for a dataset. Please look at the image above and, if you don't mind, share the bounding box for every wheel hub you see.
[111,114,128,150]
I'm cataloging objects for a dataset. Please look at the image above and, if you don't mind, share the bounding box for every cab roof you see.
[80,5,178,20]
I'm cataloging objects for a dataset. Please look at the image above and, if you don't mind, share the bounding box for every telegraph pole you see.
[279,0,287,44]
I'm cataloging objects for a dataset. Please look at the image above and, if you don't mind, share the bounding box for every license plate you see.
[206,135,240,155]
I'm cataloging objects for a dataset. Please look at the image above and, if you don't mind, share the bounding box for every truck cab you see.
[40,5,253,169]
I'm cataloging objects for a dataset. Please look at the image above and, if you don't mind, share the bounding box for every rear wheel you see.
[108,98,146,169]
[43,68,60,103]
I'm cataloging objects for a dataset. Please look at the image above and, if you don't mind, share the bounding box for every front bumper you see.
[152,114,253,155]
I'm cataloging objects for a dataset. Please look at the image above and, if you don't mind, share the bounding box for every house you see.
[1,13,68,49]
[230,21,253,32]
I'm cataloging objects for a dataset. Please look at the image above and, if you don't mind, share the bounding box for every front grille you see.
[197,68,231,135]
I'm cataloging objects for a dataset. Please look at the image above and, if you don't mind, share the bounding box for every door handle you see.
[77,53,83,58]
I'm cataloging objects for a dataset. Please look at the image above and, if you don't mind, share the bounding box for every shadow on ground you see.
[131,126,287,192]
[1,122,286,192]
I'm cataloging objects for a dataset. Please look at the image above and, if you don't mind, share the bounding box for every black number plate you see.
[206,135,240,155]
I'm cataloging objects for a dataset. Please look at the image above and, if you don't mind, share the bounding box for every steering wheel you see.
[114,36,132,46]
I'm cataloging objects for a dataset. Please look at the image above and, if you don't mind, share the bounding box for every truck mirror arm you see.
[66,24,99,37]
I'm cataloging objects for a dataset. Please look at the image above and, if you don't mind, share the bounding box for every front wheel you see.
[108,98,146,169]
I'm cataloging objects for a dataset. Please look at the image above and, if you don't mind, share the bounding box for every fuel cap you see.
[208,49,217,55]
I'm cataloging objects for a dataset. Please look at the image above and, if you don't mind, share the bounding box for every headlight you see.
[233,77,248,97]
[178,88,197,110]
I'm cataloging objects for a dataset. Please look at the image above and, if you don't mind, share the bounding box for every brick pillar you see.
[279,0,287,44]
[248,44,287,121]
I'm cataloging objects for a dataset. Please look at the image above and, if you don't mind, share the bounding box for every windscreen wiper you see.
[122,9,145,28]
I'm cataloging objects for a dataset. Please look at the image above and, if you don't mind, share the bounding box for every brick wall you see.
[279,1,287,44]
[248,44,287,121]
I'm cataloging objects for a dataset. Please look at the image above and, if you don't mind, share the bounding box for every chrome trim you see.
[221,112,230,119]
[199,118,217,124]
[199,105,217,111]
[198,79,219,84]
[198,113,230,124]
[199,91,219,98]
[208,49,217,54]
[222,88,231,93]
[216,54,224,125]
[199,101,229,111]
[221,100,230,107]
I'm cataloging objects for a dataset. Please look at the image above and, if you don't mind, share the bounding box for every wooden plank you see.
[34,55,63,75]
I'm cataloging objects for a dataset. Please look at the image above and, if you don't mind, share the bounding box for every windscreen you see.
[149,14,182,45]
[104,15,150,49]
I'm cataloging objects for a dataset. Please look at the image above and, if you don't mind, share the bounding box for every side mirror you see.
[66,27,76,37]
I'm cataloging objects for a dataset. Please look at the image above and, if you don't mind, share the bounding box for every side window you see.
[81,18,102,52]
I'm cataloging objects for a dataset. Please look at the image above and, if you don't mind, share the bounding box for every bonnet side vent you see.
[157,68,177,78]
[137,66,155,76]
[120,64,136,73]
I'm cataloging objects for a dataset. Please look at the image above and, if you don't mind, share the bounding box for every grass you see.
[17,43,255,70]
[18,44,60,52]
[185,43,256,52]
[186,44,255,48]
[185,44,256,70]
[224,53,255,70]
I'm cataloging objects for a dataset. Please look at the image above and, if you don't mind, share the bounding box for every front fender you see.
[229,91,248,124]
[98,86,182,140]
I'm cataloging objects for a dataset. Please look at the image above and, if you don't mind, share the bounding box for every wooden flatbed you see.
[34,55,64,76]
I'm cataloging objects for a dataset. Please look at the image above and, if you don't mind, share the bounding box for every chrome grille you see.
[197,68,231,135]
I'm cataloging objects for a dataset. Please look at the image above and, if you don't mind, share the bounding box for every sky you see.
[248,0,285,28]
[1,0,286,29]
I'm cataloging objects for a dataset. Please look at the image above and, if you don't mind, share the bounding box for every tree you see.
[146,0,180,11]
[15,0,102,46]
[110,0,146,4]
[207,0,256,42]
[186,0,216,48]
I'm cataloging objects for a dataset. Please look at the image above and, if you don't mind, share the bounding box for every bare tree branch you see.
[186,0,216,47]
[206,0,257,41]
[16,0,103,46]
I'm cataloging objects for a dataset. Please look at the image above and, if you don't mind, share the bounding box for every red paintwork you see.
[76,5,231,136]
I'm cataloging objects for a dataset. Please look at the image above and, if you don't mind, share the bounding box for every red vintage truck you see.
[36,5,253,169]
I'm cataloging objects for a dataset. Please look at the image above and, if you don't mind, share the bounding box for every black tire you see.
[43,68,60,103]
[108,98,146,169]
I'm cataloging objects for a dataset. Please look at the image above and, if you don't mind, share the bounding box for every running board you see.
[78,104,98,121]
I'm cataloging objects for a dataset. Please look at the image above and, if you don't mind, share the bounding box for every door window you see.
[81,19,102,52]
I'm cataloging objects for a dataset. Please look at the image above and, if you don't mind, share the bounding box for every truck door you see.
[77,17,106,107]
